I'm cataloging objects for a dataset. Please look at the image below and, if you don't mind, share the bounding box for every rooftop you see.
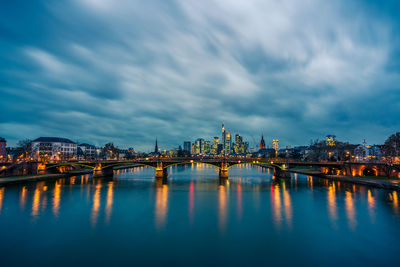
[79,143,96,148]
[33,137,76,144]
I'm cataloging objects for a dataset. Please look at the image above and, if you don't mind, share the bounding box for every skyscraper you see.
[226,132,231,154]
[212,137,220,154]
[194,138,204,154]
[183,141,191,154]
[234,134,244,154]
[244,142,249,153]
[272,139,279,157]
[204,141,211,154]
[222,122,226,155]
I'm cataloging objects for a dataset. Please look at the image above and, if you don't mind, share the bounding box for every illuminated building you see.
[217,144,223,155]
[0,137,6,162]
[244,142,249,153]
[183,141,191,154]
[222,122,226,155]
[354,140,381,162]
[326,135,336,146]
[212,137,220,154]
[226,132,232,154]
[272,139,279,156]
[220,122,233,155]
[204,141,211,155]
[31,137,77,160]
[234,134,245,154]
[78,143,96,160]
[191,143,195,154]
[259,135,266,151]
[194,138,204,155]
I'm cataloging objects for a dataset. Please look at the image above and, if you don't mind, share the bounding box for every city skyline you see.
[0,121,393,153]
[1,2,400,266]
[2,1,400,150]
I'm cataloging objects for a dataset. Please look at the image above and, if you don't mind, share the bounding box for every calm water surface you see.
[0,164,399,266]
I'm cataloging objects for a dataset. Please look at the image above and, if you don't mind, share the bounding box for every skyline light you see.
[1,1,400,151]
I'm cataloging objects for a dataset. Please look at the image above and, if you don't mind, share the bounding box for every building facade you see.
[225,132,231,154]
[222,123,226,155]
[259,135,266,151]
[212,137,220,155]
[272,139,279,156]
[326,135,336,146]
[194,138,205,155]
[183,141,191,154]
[0,137,6,161]
[204,141,211,155]
[31,137,77,160]
[78,143,97,160]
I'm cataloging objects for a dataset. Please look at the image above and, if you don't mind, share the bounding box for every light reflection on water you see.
[0,163,399,266]
[155,182,168,230]
[91,179,102,227]
[0,187,4,214]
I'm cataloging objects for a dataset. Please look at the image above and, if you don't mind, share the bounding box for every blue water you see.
[0,164,399,266]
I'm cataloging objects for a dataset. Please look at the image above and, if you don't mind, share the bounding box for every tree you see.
[15,139,32,159]
[100,143,119,160]
[383,132,400,162]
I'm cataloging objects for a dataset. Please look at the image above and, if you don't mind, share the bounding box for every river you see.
[0,163,399,266]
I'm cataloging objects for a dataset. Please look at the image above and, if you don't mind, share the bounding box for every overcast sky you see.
[1,0,400,151]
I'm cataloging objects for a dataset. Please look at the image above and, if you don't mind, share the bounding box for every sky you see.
[1,0,400,151]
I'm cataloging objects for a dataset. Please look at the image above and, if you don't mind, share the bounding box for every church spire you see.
[259,135,266,150]
[154,138,158,154]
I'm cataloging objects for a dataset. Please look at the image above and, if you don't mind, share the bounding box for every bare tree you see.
[383,132,400,163]
[15,139,32,159]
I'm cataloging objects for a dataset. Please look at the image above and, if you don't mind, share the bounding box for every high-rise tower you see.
[222,122,226,155]
[272,139,279,157]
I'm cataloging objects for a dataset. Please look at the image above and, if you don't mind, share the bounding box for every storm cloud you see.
[1,0,400,151]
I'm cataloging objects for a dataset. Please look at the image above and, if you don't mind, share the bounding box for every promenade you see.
[288,168,400,190]
[0,174,66,185]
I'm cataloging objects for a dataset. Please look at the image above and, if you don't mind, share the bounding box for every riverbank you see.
[288,168,400,190]
[0,164,144,185]
[0,173,67,185]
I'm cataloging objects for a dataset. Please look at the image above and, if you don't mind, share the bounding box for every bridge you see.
[43,158,289,179]
[1,158,400,180]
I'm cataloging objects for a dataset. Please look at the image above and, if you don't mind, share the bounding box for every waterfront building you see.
[354,141,382,162]
[31,137,77,160]
[326,135,336,146]
[212,137,220,154]
[118,148,135,159]
[0,137,6,161]
[78,143,96,160]
[183,141,191,154]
